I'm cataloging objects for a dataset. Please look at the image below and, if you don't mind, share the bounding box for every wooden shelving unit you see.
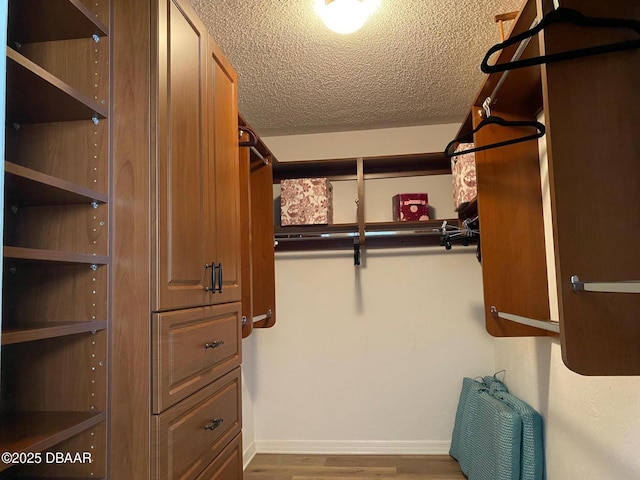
[273,152,457,253]
[1,0,111,477]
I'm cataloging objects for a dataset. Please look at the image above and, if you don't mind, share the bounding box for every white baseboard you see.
[243,440,257,470]
[254,439,451,455]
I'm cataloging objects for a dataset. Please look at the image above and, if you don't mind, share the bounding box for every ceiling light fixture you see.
[314,0,380,34]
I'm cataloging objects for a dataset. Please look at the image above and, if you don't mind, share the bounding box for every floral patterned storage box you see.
[452,143,477,211]
[280,178,333,225]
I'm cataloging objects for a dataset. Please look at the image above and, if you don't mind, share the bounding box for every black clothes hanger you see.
[444,115,545,158]
[481,7,640,74]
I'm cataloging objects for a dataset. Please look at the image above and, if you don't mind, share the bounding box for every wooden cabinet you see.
[1,0,110,477]
[238,117,277,337]
[111,0,243,478]
[154,0,241,312]
[456,0,640,374]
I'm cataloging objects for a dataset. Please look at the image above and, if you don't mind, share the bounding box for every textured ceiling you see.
[191,0,524,136]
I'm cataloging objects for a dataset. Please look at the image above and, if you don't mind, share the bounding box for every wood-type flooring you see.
[244,453,466,479]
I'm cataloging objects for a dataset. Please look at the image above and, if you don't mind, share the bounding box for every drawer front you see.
[195,433,242,480]
[153,303,241,413]
[153,367,241,480]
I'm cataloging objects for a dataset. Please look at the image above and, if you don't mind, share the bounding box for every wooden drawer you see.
[153,303,241,413]
[195,433,243,480]
[153,367,242,480]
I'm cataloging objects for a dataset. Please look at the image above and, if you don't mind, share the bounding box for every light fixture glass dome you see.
[314,0,380,34]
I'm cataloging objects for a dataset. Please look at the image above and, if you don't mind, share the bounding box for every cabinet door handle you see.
[216,262,223,293]
[204,418,224,431]
[204,263,216,292]
[204,340,224,349]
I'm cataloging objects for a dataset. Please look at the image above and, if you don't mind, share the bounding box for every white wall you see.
[241,124,495,461]
[495,338,640,480]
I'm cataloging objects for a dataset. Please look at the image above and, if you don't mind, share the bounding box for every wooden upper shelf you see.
[7,0,108,44]
[272,152,450,182]
[5,162,108,206]
[6,47,108,124]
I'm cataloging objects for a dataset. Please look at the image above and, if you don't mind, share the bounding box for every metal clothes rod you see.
[275,228,442,242]
[491,306,560,333]
[253,310,272,323]
[250,146,270,165]
[487,18,538,108]
[571,276,640,294]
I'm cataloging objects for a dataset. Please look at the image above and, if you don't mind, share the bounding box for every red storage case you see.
[392,193,429,221]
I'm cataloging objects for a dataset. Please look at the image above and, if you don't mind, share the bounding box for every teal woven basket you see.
[470,391,522,480]
[494,391,544,480]
[449,377,486,474]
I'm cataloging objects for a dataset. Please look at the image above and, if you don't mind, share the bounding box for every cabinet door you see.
[155,0,215,311]
[209,40,241,304]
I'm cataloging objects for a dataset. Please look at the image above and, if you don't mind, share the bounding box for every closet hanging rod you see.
[487,18,538,107]
[571,276,640,294]
[253,310,273,323]
[275,228,444,242]
[250,146,269,165]
[490,306,560,333]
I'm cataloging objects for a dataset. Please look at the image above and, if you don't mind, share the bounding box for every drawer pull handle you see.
[204,418,224,431]
[204,340,224,349]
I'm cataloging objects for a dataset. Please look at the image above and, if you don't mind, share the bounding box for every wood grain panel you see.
[20,36,110,109]
[6,203,108,256]
[541,0,640,374]
[239,143,253,337]
[473,108,553,337]
[250,156,276,329]
[110,0,152,477]
[1,331,107,412]
[6,120,109,194]
[2,262,107,328]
